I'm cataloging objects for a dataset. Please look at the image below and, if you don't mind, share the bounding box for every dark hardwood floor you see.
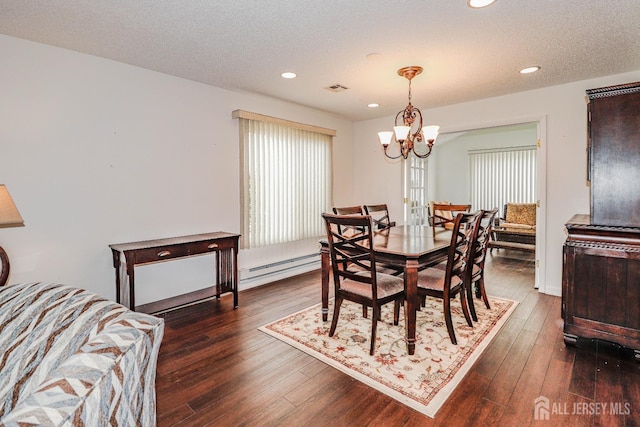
[155,250,639,426]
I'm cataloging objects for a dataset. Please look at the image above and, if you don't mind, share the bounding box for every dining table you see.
[320,225,452,355]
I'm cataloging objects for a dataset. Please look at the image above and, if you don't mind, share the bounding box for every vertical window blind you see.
[469,146,536,212]
[238,113,333,249]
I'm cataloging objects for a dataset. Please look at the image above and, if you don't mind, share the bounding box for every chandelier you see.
[378,66,439,159]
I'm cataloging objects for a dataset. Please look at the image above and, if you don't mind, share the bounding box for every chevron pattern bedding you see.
[0,282,164,426]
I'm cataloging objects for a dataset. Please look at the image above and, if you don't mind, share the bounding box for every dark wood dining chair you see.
[322,213,405,355]
[466,208,499,321]
[332,206,365,235]
[430,203,472,235]
[332,206,363,215]
[417,211,482,345]
[363,204,396,230]
[332,205,401,270]
[331,206,396,318]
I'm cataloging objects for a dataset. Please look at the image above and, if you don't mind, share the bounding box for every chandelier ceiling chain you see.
[378,66,439,160]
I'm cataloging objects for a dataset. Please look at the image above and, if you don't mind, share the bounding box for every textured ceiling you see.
[1,0,639,121]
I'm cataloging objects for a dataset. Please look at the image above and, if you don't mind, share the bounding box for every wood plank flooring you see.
[155,250,640,426]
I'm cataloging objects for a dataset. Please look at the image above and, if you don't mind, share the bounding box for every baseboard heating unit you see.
[239,253,320,290]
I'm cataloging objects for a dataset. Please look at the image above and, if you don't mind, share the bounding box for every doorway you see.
[403,118,547,291]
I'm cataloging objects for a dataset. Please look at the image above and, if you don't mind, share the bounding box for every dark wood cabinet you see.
[587,81,640,227]
[562,215,640,359]
[562,82,640,359]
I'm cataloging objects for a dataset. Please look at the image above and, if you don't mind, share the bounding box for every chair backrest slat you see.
[332,206,365,234]
[332,206,363,215]
[363,204,394,230]
[430,203,472,234]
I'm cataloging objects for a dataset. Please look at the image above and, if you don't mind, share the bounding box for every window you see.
[404,155,429,225]
[234,110,334,249]
[468,146,536,212]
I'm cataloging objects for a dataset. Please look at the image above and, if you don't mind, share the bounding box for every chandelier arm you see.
[395,110,405,129]
[411,143,434,159]
[382,145,405,160]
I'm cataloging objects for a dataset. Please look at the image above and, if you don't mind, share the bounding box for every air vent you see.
[325,84,349,93]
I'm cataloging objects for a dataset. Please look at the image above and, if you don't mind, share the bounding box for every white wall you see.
[353,69,640,296]
[0,34,353,304]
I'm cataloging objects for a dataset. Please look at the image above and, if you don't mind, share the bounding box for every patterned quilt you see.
[0,282,164,426]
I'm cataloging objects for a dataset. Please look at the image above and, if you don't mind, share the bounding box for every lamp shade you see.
[378,131,394,146]
[0,185,24,228]
[422,125,440,142]
[393,126,411,142]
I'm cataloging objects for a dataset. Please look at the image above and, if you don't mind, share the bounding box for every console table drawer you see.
[133,245,191,263]
[190,238,236,253]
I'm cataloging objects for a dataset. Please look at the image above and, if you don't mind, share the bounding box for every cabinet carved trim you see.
[565,241,640,253]
[586,81,640,99]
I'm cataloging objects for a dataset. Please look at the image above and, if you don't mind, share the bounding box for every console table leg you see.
[233,248,238,308]
[215,251,221,300]
[216,248,239,308]
[112,251,122,304]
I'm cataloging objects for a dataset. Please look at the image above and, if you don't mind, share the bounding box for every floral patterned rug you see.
[259,295,517,417]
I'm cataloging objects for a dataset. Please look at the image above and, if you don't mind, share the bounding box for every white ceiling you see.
[1,1,639,121]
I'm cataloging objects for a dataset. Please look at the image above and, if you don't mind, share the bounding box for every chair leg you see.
[459,290,473,327]
[393,299,401,325]
[467,280,478,322]
[329,297,343,337]
[370,304,380,355]
[478,276,491,309]
[363,305,368,318]
[443,297,457,345]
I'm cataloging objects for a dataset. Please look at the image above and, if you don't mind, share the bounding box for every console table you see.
[109,232,240,314]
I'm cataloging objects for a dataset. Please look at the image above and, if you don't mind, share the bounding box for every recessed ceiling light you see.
[281,72,296,79]
[468,0,496,8]
[368,103,379,108]
[520,66,541,74]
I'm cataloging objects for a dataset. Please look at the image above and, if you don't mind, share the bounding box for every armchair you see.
[489,203,536,252]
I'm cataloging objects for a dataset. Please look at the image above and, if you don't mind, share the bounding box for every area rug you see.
[259,295,517,417]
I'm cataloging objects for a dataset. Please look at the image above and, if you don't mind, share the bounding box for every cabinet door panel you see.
[627,259,640,330]
[588,84,640,227]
